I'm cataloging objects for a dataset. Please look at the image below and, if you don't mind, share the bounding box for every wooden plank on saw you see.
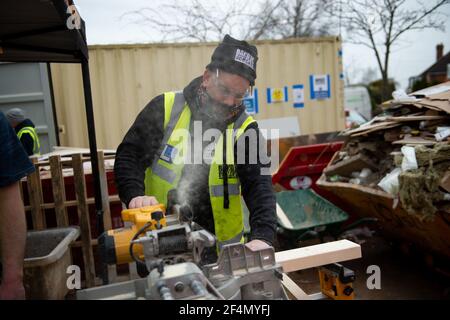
[49,155,69,227]
[72,153,96,288]
[275,240,361,273]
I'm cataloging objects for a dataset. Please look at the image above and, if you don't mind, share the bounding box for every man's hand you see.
[0,278,26,300]
[245,239,271,251]
[128,196,159,209]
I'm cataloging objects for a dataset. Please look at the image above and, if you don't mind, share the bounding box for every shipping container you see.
[50,37,345,149]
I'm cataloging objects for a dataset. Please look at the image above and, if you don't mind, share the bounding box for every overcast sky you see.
[74,0,450,91]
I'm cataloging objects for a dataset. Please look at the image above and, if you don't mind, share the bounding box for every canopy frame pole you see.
[81,58,104,236]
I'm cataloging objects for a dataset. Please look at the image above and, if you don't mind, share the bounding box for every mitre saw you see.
[77,190,288,300]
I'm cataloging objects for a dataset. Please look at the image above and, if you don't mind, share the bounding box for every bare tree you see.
[360,67,380,85]
[344,62,380,86]
[243,0,332,40]
[243,0,284,40]
[121,0,249,42]
[332,0,449,101]
[276,0,332,39]
[121,0,333,42]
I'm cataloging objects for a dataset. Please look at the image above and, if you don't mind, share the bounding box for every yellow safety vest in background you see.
[144,91,255,249]
[17,126,40,155]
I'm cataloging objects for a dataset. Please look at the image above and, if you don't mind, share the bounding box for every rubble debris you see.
[392,136,437,146]
[435,127,450,141]
[440,170,450,193]
[324,82,450,219]
[349,168,374,185]
[414,143,450,167]
[401,146,418,171]
[378,168,402,195]
[398,164,444,220]
[324,153,378,177]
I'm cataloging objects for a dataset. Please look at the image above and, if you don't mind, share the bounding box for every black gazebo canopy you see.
[0,0,104,235]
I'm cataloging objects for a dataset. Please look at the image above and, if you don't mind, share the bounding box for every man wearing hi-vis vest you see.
[114,35,277,263]
[5,108,40,156]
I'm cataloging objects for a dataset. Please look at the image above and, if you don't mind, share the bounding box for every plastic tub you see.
[23,227,80,299]
[272,142,344,191]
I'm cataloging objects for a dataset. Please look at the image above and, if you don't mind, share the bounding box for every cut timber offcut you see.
[275,240,361,273]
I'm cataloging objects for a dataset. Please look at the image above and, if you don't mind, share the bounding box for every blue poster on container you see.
[309,74,331,100]
[243,88,258,114]
[292,84,305,108]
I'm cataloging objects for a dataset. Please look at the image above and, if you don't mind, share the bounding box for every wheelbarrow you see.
[243,188,375,249]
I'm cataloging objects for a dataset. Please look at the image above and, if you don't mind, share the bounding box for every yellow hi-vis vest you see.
[144,91,256,249]
[17,126,40,155]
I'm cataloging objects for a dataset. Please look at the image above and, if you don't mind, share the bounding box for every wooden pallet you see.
[22,151,120,288]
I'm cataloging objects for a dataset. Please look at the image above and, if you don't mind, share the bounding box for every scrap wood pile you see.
[324,82,450,221]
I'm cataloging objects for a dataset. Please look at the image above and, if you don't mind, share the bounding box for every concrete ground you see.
[287,230,450,300]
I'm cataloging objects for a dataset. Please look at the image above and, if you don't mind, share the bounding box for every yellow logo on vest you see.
[218,165,237,179]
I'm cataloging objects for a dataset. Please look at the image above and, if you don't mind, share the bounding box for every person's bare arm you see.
[0,181,26,300]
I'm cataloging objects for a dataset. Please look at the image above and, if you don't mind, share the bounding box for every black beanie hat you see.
[206,35,258,86]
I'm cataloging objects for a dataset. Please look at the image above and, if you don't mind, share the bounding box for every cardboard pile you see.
[324,82,450,220]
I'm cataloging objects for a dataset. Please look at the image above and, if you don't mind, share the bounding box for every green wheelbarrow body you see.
[243,189,370,249]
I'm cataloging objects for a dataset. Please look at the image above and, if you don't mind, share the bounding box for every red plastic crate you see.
[271,141,364,225]
[272,142,344,191]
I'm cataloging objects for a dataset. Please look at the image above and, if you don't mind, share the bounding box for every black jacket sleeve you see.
[114,95,165,207]
[236,122,277,246]
[20,132,34,156]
